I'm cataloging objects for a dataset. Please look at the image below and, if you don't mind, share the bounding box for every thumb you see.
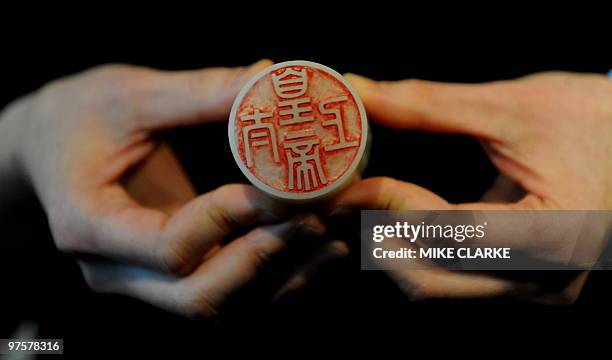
[330,176,452,212]
[332,177,609,263]
[345,73,507,141]
[134,59,273,130]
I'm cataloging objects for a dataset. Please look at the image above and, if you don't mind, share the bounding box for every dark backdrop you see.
[0,15,610,356]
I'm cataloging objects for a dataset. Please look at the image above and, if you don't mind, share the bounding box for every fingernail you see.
[295,223,325,239]
[273,273,308,301]
[247,59,274,72]
[273,241,349,301]
[327,206,352,218]
[294,215,326,238]
[258,200,293,223]
[319,240,350,260]
[344,73,375,88]
[233,59,274,86]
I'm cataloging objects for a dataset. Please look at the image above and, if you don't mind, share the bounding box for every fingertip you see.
[323,178,368,216]
[344,73,377,92]
[326,203,352,217]
[272,239,349,300]
[230,59,274,89]
[238,185,293,223]
[246,58,274,73]
[256,58,275,66]
[293,213,326,237]
[344,72,371,81]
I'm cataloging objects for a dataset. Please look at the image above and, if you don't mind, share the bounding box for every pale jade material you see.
[228,60,369,203]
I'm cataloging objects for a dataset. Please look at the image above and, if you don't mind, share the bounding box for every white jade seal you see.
[229,60,369,203]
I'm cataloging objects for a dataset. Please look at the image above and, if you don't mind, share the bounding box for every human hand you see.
[332,71,612,303]
[0,61,335,318]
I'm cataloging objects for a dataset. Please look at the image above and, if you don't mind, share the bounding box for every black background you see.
[0,12,610,356]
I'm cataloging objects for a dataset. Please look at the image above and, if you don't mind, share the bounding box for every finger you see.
[77,260,182,314]
[335,178,610,262]
[157,183,294,274]
[133,59,273,130]
[77,215,326,319]
[330,176,451,212]
[62,183,289,275]
[389,269,529,300]
[531,271,589,305]
[390,267,588,304]
[382,235,588,303]
[377,233,532,299]
[273,240,350,300]
[123,143,196,213]
[461,205,610,265]
[328,177,525,250]
[345,73,511,140]
[178,214,325,318]
[479,174,525,203]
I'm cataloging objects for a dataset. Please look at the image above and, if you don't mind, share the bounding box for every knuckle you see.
[554,293,580,305]
[89,64,155,103]
[90,63,136,77]
[78,263,110,294]
[241,230,280,270]
[358,176,400,210]
[48,212,81,254]
[81,272,105,293]
[403,78,433,93]
[53,237,75,254]
[184,68,235,96]
[403,282,434,302]
[377,176,399,189]
[365,176,396,190]
[208,184,251,229]
[392,272,436,302]
[185,70,210,95]
[156,238,192,275]
[246,243,274,270]
[182,288,220,320]
[536,288,581,306]
[521,71,571,83]
[557,289,581,305]
[213,183,249,200]
[207,207,234,237]
[370,175,398,194]
[90,63,152,84]
[543,71,573,81]
[34,63,157,123]
[33,78,74,114]
[394,79,435,106]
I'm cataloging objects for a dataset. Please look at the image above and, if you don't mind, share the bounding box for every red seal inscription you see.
[229,61,368,201]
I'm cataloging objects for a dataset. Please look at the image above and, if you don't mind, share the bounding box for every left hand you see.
[330,71,612,304]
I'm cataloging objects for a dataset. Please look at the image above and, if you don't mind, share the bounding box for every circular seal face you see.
[229,60,368,201]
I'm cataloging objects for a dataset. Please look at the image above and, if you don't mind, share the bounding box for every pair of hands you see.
[0,60,610,317]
